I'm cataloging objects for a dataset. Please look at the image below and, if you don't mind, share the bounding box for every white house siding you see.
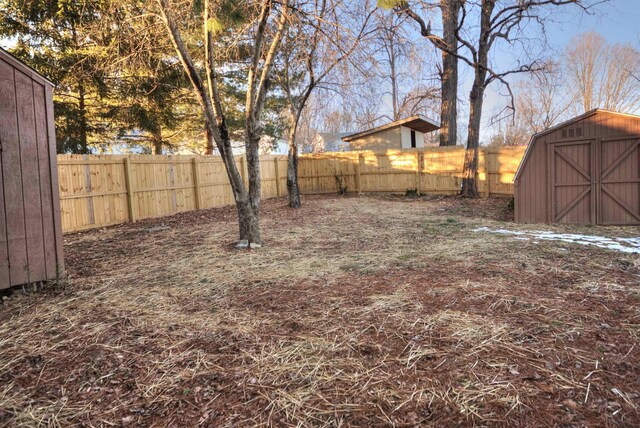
[400,126,424,149]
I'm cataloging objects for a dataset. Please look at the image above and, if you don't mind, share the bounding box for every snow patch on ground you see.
[473,227,640,254]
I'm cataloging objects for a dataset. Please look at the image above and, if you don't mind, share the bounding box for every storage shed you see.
[342,115,440,151]
[0,48,64,289]
[514,109,640,225]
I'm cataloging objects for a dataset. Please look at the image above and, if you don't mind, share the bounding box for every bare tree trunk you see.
[153,141,163,154]
[460,0,491,197]
[152,130,163,155]
[286,113,301,208]
[157,0,287,246]
[461,79,484,196]
[78,83,89,154]
[389,39,399,120]
[205,115,259,243]
[243,0,288,229]
[204,126,213,155]
[245,127,262,216]
[213,129,261,243]
[439,0,459,147]
[236,198,261,244]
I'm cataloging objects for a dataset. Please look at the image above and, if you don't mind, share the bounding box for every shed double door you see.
[550,137,640,225]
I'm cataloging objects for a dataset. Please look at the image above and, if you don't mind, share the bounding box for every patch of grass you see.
[396,252,419,261]
[339,261,377,275]
[421,218,465,237]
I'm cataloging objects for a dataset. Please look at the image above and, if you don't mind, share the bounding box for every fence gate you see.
[598,137,640,225]
[550,140,596,224]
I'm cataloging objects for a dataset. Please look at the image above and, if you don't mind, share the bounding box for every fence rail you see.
[57,146,526,233]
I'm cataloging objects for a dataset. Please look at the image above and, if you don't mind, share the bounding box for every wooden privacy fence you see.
[297,146,527,196]
[57,146,526,233]
[57,154,288,233]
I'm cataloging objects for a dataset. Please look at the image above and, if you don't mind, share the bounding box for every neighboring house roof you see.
[270,140,289,155]
[319,132,353,141]
[341,115,441,142]
[319,132,353,151]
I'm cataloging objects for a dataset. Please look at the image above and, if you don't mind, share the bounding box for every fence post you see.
[124,156,136,222]
[415,150,421,195]
[356,154,363,194]
[274,157,281,196]
[82,154,95,225]
[192,157,201,209]
[484,150,491,197]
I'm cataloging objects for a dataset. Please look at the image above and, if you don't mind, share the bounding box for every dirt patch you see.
[1,195,638,427]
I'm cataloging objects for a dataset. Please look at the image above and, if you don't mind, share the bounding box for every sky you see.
[371,1,640,145]
[477,0,640,140]
[546,0,639,47]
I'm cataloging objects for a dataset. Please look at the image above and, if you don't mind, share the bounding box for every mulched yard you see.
[1,194,639,427]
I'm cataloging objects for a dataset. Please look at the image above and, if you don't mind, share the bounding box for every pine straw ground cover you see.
[1,194,639,427]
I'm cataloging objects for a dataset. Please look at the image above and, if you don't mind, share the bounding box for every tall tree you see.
[566,32,640,113]
[277,0,373,208]
[378,0,459,145]
[1,0,112,153]
[156,0,289,245]
[2,0,205,154]
[394,0,598,196]
[369,9,439,122]
[514,62,574,134]
[375,11,411,121]
[102,2,198,155]
[438,0,460,146]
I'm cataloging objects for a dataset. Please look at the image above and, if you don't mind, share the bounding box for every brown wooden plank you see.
[600,138,640,179]
[82,154,96,226]
[0,61,29,285]
[45,84,64,273]
[554,146,591,180]
[33,82,57,279]
[0,60,10,288]
[595,138,602,225]
[590,139,597,225]
[555,186,591,223]
[547,141,555,223]
[15,70,46,282]
[601,185,640,222]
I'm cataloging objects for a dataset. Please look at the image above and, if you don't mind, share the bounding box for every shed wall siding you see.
[515,110,640,224]
[0,58,29,285]
[515,135,548,223]
[0,51,63,289]
[349,126,402,151]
